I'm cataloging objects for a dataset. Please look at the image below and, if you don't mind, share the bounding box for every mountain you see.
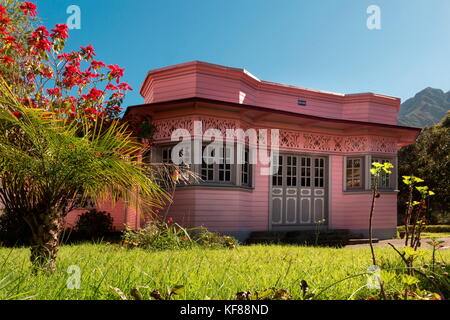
[398,87,450,128]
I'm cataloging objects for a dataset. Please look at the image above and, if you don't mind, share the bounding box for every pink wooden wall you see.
[140,61,400,126]
[329,155,397,236]
[165,162,269,232]
[64,200,141,231]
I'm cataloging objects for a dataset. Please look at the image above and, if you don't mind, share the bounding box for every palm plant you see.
[0,76,180,272]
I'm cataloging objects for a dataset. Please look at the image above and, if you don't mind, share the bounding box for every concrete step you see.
[246,230,378,246]
[347,238,379,245]
[347,233,365,240]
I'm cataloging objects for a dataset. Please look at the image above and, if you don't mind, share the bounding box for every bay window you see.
[153,143,252,188]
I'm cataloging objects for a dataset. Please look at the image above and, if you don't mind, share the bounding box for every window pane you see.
[347,159,353,168]
[346,157,363,188]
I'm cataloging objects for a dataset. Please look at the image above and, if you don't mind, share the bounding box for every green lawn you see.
[0,244,449,300]
[421,232,450,239]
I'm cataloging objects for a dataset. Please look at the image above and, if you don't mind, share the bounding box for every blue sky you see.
[35,0,450,107]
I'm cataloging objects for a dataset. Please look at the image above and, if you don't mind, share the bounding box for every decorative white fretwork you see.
[151,117,398,154]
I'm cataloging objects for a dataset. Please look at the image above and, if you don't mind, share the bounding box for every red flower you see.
[167,217,174,224]
[51,24,68,39]
[107,64,125,83]
[58,52,81,62]
[83,108,97,114]
[105,84,118,91]
[3,36,15,44]
[33,26,49,37]
[0,6,7,17]
[85,88,104,101]
[20,2,37,17]
[111,92,124,99]
[46,88,61,97]
[118,82,133,91]
[12,111,21,118]
[40,67,53,79]
[90,60,106,70]
[0,56,14,64]
[29,26,51,52]
[0,16,10,26]
[80,45,95,60]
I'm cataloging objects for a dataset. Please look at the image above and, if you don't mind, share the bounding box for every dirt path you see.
[345,237,450,250]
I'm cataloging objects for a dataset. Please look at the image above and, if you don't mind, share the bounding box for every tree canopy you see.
[398,111,450,223]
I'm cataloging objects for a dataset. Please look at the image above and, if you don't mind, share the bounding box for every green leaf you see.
[401,274,420,286]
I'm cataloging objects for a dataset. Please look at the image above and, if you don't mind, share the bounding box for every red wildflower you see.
[50,24,68,39]
[0,6,6,17]
[0,56,14,64]
[167,217,174,224]
[107,64,125,83]
[20,2,37,17]
[80,45,95,60]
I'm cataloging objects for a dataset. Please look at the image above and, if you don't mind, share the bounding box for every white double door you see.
[271,154,327,226]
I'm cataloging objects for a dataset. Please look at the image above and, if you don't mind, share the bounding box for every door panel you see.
[271,154,327,226]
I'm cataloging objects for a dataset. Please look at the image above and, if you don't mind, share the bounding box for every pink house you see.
[67,61,420,241]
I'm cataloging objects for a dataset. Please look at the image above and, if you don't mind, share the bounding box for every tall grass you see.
[0,244,448,300]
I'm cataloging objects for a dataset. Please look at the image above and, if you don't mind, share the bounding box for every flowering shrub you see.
[0,1,132,122]
[0,1,180,272]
